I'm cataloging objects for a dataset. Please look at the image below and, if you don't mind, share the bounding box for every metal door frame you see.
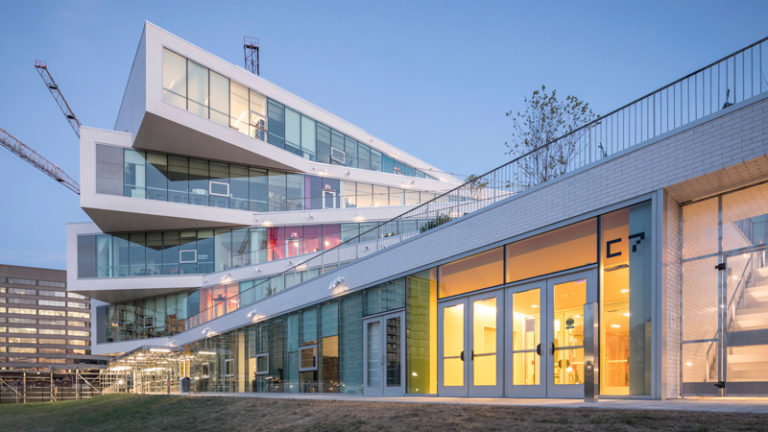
[362,310,406,396]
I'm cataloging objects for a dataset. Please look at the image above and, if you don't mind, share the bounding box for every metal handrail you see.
[182,34,768,331]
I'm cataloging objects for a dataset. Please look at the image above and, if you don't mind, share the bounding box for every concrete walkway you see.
[185,391,768,414]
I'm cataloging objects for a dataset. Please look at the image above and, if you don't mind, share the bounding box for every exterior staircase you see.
[726,263,768,383]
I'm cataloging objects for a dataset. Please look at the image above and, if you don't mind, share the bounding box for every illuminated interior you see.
[512,288,540,385]
[552,279,586,385]
[472,297,497,386]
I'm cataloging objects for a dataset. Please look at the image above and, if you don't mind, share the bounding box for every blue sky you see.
[1,0,767,269]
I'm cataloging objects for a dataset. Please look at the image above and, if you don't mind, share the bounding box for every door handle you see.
[550,342,555,355]
[471,349,475,360]
[536,344,541,356]
[460,351,464,361]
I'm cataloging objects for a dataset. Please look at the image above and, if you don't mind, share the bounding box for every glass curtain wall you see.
[107,147,434,211]
[681,182,768,395]
[161,48,435,180]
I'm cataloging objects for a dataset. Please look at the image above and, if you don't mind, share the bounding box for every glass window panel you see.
[442,302,464,386]
[229,165,250,211]
[113,234,130,277]
[189,158,209,206]
[356,183,373,208]
[506,219,597,283]
[340,223,359,243]
[341,181,356,208]
[129,233,146,276]
[382,155,395,174]
[330,130,345,165]
[208,162,229,208]
[339,293,363,393]
[301,115,316,160]
[406,269,437,394]
[77,235,96,278]
[682,197,719,259]
[404,189,419,206]
[366,320,381,387]
[345,137,358,168]
[286,174,304,211]
[389,187,403,206]
[682,342,718,384]
[187,61,209,118]
[268,171,287,212]
[370,149,382,171]
[438,247,503,298]
[472,297,497,386]
[358,144,371,171]
[512,288,540,386]
[321,301,339,337]
[146,232,163,276]
[179,231,197,274]
[162,49,186,109]
[167,155,189,204]
[301,307,318,344]
[553,279,586,385]
[249,90,267,140]
[682,257,719,341]
[230,81,249,135]
[123,149,146,198]
[214,229,233,272]
[249,168,269,212]
[196,230,214,274]
[316,123,331,164]
[145,152,168,201]
[373,185,388,207]
[266,99,285,149]
[162,232,179,275]
[231,228,251,269]
[209,70,229,126]
[722,182,768,251]
[284,108,301,155]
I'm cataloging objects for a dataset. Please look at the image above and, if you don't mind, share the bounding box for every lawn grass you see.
[0,394,766,432]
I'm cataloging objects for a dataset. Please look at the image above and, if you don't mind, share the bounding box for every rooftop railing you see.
[184,35,768,332]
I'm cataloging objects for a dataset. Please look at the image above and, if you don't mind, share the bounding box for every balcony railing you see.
[183,35,768,332]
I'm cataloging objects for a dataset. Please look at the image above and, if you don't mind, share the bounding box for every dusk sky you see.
[1,0,767,269]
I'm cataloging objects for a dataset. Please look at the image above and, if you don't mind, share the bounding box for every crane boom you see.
[34,60,81,138]
[0,128,80,195]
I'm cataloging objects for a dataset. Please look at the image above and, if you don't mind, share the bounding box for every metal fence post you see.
[22,371,26,404]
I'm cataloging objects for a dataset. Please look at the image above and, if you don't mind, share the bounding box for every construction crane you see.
[34,59,81,138]
[0,128,80,195]
[243,36,260,76]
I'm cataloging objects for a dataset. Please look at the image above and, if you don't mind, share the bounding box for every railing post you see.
[23,371,26,404]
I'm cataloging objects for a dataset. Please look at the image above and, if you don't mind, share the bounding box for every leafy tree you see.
[505,85,597,188]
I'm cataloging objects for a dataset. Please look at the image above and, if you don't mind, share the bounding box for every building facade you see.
[68,23,768,399]
[0,264,103,370]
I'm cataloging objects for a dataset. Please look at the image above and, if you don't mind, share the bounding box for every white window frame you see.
[331,147,346,164]
[143,316,154,329]
[179,249,197,263]
[255,353,269,375]
[298,344,318,372]
[224,358,235,377]
[209,181,230,197]
[322,189,336,209]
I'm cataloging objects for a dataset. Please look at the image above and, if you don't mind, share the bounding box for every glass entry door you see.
[363,311,405,396]
[505,270,595,398]
[438,290,503,397]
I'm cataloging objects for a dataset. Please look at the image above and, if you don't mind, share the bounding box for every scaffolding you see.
[243,36,260,76]
[0,370,103,404]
